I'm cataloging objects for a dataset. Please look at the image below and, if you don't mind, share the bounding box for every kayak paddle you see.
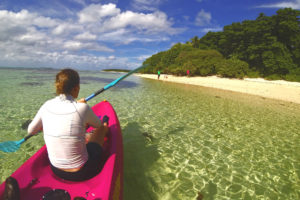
[0,64,147,153]
[85,64,147,101]
[0,134,34,153]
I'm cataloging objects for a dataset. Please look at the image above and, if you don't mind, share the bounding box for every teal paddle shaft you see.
[85,65,146,101]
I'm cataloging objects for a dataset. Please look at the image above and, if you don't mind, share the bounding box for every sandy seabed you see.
[136,74,300,104]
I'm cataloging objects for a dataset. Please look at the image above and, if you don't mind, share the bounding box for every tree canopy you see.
[142,8,300,81]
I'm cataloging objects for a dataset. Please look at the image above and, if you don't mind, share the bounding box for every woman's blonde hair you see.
[55,68,80,95]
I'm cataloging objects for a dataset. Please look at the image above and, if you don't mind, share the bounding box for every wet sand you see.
[136,74,300,104]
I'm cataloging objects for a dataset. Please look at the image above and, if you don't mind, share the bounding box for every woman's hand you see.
[77,98,86,103]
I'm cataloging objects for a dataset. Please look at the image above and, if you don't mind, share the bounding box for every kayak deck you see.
[0,101,123,200]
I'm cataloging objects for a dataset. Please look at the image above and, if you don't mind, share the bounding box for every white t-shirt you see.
[28,94,101,169]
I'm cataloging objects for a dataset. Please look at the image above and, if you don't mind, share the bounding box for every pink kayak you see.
[0,100,123,200]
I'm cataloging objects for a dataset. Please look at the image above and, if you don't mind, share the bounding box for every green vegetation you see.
[102,69,130,72]
[142,8,300,81]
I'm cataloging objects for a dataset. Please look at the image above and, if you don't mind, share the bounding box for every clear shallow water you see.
[0,68,299,200]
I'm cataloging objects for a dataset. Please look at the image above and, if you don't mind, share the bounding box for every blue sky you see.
[0,0,299,70]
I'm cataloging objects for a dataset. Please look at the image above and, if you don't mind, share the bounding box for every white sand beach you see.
[136,74,300,104]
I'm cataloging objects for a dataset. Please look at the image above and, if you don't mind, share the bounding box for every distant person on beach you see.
[187,69,190,77]
[27,68,109,182]
[158,70,161,80]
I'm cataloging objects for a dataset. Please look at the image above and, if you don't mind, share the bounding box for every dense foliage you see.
[142,8,300,81]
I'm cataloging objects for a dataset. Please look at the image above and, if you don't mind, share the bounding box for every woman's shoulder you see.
[43,97,58,106]
[76,102,92,111]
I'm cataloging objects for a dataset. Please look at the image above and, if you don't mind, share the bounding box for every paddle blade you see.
[0,139,24,153]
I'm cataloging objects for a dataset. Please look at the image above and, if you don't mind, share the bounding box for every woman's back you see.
[28,94,101,169]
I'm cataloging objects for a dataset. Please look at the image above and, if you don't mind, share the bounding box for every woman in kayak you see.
[27,68,109,181]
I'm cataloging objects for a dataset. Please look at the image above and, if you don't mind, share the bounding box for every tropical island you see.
[102,69,130,73]
[136,8,300,104]
[140,8,300,82]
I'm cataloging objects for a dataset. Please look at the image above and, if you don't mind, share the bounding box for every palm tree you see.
[190,36,200,48]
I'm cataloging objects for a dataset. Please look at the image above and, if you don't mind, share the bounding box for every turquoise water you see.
[0,68,299,199]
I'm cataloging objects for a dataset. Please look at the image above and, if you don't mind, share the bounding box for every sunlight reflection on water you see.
[0,68,299,200]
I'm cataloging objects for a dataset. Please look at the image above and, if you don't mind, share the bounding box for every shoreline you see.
[136,74,300,104]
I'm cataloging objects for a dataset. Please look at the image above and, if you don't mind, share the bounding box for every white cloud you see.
[76,4,179,35]
[195,9,211,26]
[137,54,151,61]
[258,0,300,9]
[74,32,97,40]
[52,23,83,36]
[100,10,176,34]
[0,9,58,28]
[131,0,165,11]
[0,3,179,69]
[78,3,120,23]
[108,55,116,60]
[99,29,169,44]
[15,31,46,45]
[0,44,131,69]
[201,27,222,33]
[63,41,85,51]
